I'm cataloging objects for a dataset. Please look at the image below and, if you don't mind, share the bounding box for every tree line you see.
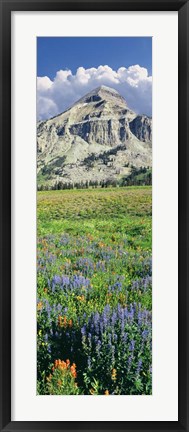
[37,166,152,191]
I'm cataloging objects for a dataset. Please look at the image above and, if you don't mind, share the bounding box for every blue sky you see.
[37,37,152,78]
[37,37,152,120]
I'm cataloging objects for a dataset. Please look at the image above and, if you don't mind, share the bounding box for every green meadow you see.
[37,186,152,395]
[38,186,152,249]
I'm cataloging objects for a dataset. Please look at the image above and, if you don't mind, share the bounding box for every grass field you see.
[37,186,152,395]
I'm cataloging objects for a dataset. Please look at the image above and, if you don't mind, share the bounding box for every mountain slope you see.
[37,85,152,187]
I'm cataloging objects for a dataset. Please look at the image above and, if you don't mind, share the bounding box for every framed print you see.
[0,0,189,431]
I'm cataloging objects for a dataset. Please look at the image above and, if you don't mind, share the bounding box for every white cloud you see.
[37,76,53,92]
[37,96,58,120]
[37,65,152,120]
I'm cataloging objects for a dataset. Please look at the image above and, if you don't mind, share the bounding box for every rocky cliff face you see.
[37,85,152,187]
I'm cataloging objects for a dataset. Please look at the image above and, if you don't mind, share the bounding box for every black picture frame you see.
[0,1,188,431]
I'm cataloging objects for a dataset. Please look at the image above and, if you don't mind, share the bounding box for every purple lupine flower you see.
[96,340,102,357]
[88,332,92,347]
[104,304,111,314]
[138,308,143,326]
[75,257,94,276]
[127,355,133,370]
[136,359,143,375]
[102,311,109,326]
[96,261,105,271]
[131,280,139,291]
[99,320,104,334]
[57,304,62,313]
[93,312,100,334]
[45,300,51,320]
[111,345,115,364]
[111,310,117,326]
[81,325,87,337]
[113,333,118,343]
[128,304,134,321]
[62,275,70,286]
[44,333,48,342]
[122,332,128,343]
[47,344,51,353]
[129,340,135,352]
[53,275,62,285]
[142,329,149,340]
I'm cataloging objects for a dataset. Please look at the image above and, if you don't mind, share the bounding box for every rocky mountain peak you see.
[37,86,152,188]
[75,85,127,107]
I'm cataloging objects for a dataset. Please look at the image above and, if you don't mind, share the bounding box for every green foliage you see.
[37,156,67,187]
[82,145,125,168]
[120,167,152,186]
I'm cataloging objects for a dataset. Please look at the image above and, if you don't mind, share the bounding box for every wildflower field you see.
[37,186,152,395]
